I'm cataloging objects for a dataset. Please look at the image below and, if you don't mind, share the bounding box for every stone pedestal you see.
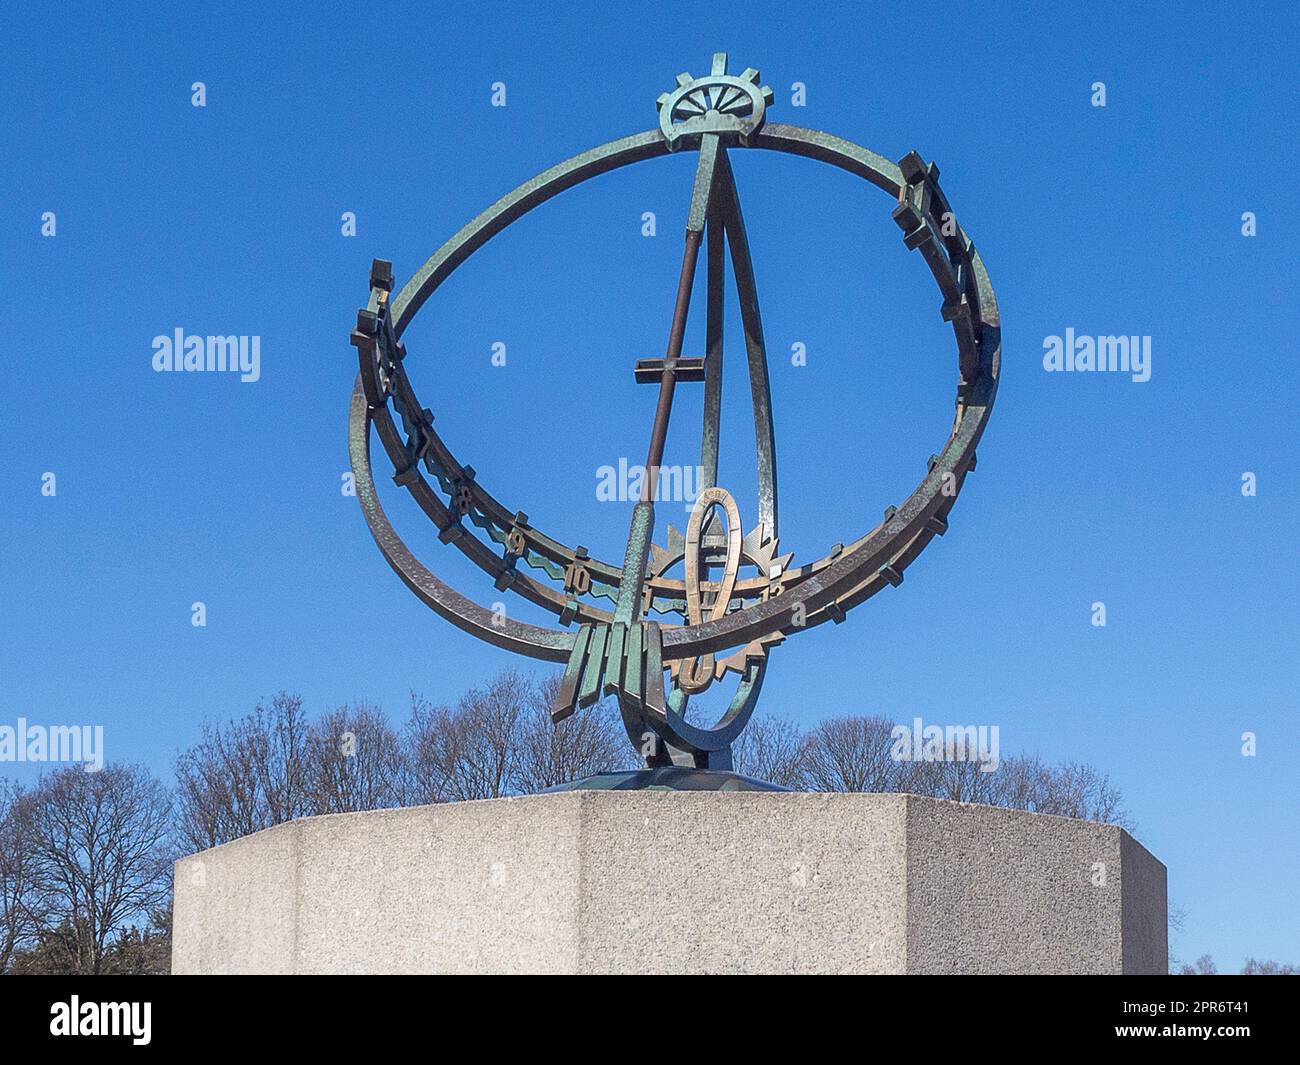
[171,791,1166,974]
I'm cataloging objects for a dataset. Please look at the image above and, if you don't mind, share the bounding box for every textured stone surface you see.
[172,792,1166,975]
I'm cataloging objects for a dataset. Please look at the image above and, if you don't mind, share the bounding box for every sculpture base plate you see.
[172,791,1167,974]
[543,766,788,792]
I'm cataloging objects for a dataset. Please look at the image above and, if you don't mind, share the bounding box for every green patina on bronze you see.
[348,53,1002,777]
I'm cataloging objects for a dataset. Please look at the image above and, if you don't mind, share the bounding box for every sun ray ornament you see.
[348,53,1001,787]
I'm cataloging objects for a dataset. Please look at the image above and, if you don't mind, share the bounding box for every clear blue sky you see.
[1,1,1296,969]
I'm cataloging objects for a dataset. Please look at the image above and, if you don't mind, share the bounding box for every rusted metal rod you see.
[641,226,704,500]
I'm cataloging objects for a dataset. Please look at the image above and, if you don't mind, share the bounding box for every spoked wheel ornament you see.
[348,54,1001,783]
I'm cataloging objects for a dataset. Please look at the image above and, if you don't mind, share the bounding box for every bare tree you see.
[512,678,632,793]
[1167,902,1188,973]
[0,781,48,973]
[1241,957,1299,975]
[174,732,238,853]
[174,692,311,852]
[902,756,1003,806]
[12,906,173,976]
[749,713,1133,834]
[1177,954,1298,975]
[247,692,311,826]
[801,715,902,793]
[304,702,406,814]
[732,715,807,788]
[101,905,172,975]
[400,696,453,806]
[993,756,1132,830]
[24,765,173,975]
[405,672,532,802]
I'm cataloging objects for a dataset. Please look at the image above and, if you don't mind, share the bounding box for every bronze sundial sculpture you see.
[348,54,1001,787]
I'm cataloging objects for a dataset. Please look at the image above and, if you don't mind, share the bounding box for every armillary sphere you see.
[348,53,1001,782]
